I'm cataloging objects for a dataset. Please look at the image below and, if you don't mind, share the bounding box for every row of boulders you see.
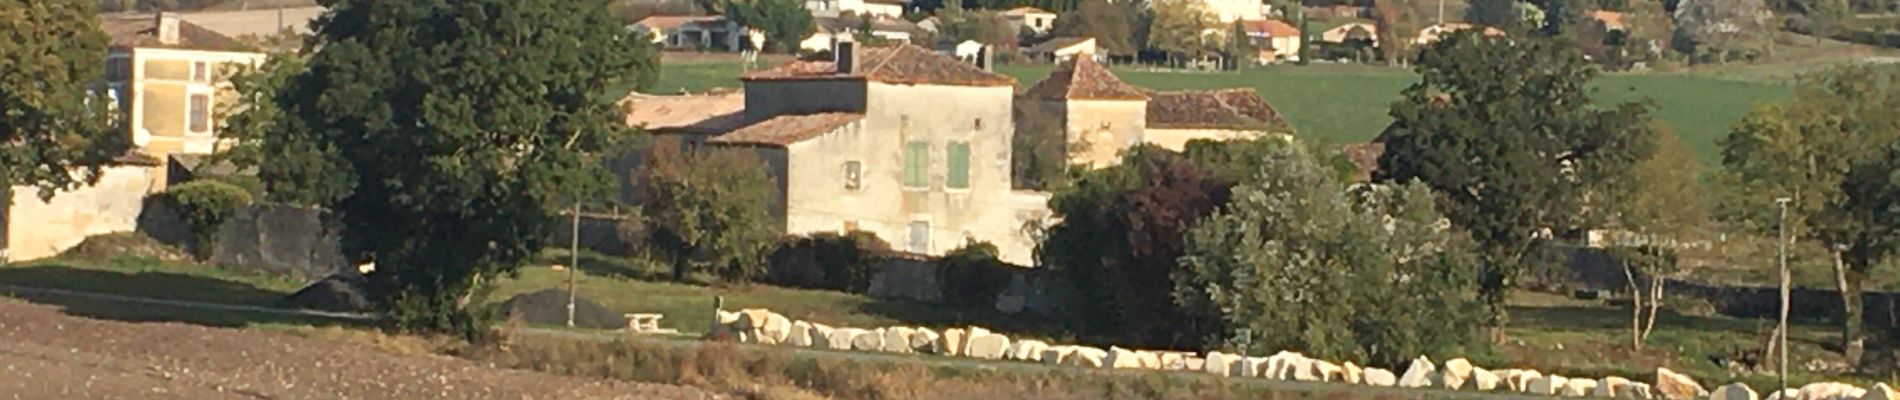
[706,308,1898,400]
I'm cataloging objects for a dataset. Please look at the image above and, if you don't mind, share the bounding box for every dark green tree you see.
[276,0,653,335]
[1178,145,1481,366]
[0,0,125,199]
[639,145,781,284]
[1377,32,1657,341]
[1468,0,1525,32]
[726,0,816,53]
[1718,64,1900,365]
[1051,0,1136,55]
[212,55,355,206]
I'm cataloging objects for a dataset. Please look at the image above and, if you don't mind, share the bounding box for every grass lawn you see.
[0,256,347,328]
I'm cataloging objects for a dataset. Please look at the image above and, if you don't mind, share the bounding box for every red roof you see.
[742,44,1015,87]
[1145,89,1291,131]
[98,14,251,52]
[1021,56,1146,101]
[1241,19,1301,37]
[709,113,864,146]
[633,15,724,31]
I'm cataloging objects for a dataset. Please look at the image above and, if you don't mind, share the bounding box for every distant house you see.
[1001,7,1058,35]
[940,40,986,62]
[174,6,323,40]
[98,13,267,173]
[1321,22,1378,45]
[1239,19,1302,63]
[1590,10,1626,32]
[917,16,940,33]
[1015,57,1292,169]
[805,0,905,18]
[1202,0,1271,23]
[1142,89,1292,151]
[1414,23,1506,45]
[1025,37,1097,62]
[616,90,749,202]
[630,15,747,52]
[799,15,922,52]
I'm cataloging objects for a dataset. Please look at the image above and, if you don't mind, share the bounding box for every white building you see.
[1203,0,1270,23]
[629,15,749,52]
[1001,7,1058,35]
[799,15,922,52]
[805,0,906,18]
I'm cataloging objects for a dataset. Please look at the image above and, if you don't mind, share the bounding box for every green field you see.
[653,60,1790,166]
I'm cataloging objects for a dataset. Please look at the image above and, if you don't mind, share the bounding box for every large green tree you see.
[1050,0,1136,55]
[1178,145,1481,366]
[725,0,815,53]
[275,0,653,335]
[212,54,355,206]
[1377,32,1656,340]
[1147,0,1225,64]
[639,146,780,284]
[1718,64,1900,365]
[0,0,124,199]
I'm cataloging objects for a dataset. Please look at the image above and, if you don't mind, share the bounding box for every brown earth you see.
[0,301,721,399]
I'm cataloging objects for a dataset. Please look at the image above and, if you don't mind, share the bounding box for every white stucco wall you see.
[1063,99,1147,167]
[1204,0,1267,22]
[779,82,1038,265]
[4,165,161,262]
[124,47,267,159]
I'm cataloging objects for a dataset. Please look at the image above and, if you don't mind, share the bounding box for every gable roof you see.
[1021,56,1146,101]
[99,14,253,52]
[742,44,1015,87]
[623,91,748,135]
[1590,10,1626,30]
[812,15,922,35]
[1003,7,1055,16]
[633,15,724,31]
[1026,36,1094,54]
[1240,19,1301,37]
[1145,89,1291,131]
[709,113,863,146]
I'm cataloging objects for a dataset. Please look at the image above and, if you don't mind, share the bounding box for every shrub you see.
[936,242,1015,310]
[161,180,253,261]
[767,231,890,293]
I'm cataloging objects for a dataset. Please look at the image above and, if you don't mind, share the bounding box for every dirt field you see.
[0,301,721,399]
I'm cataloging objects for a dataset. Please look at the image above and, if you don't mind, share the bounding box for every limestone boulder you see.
[851,328,885,351]
[1499,369,1543,392]
[1562,378,1598,397]
[1265,351,1308,380]
[1007,339,1049,361]
[1240,356,1269,378]
[1622,382,1654,399]
[1364,368,1398,387]
[1708,383,1758,400]
[1068,347,1107,368]
[1106,347,1142,369]
[1342,362,1364,384]
[1764,389,1799,400]
[910,327,940,353]
[1439,358,1474,390]
[1203,352,1235,376]
[1398,356,1437,388]
[807,323,835,348]
[881,327,915,353]
[828,327,866,350]
[1656,367,1706,400]
[1469,367,1500,391]
[1529,375,1570,396]
[1136,351,1162,369]
[787,321,813,347]
[961,326,993,356]
[938,328,967,357]
[1866,383,1900,400]
[1184,356,1205,371]
[964,332,1010,360]
[1041,345,1077,365]
[713,310,742,335]
[1595,376,1630,397]
[1313,360,1344,383]
[760,312,792,344]
[1796,382,1865,400]
[1158,352,1187,370]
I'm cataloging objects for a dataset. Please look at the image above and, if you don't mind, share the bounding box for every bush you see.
[160,181,253,261]
[936,242,1015,310]
[767,231,890,293]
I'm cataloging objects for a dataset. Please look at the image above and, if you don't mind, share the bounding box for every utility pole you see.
[1775,197,1792,396]
[566,202,580,328]
[1437,0,1446,25]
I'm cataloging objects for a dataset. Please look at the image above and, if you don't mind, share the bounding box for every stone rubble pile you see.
[707,308,1895,399]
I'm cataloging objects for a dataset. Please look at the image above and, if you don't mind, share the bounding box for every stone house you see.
[1239,19,1303,63]
[1014,57,1292,169]
[1001,7,1058,35]
[799,16,923,52]
[630,15,750,52]
[805,0,905,18]
[1025,37,1098,62]
[1322,22,1379,45]
[1414,23,1507,45]
[1142,88,1292,150]
[98,13,267,178]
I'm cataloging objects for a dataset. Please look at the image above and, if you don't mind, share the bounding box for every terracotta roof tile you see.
[1145,89,1292,131]
[709,113,863,146]
[1341,142,1385,182]
[1003,6,1054,16]
[99,14,252,52]
[1026,36,1094,54]
[623,91,748,135]
[633,15,724,31]
[742,44,1014,87]
[1021,56,1146,101]
[1241,19,1301,37]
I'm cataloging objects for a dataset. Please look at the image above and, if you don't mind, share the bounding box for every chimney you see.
[155,12,180,45]
[975,45,993,71]
[834,41,859,74]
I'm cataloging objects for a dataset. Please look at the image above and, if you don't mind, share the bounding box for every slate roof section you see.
[622,91,748,135]
[742,44,1015,87]
[1021,56,1147,101]
[709,113,863,146]
[98,14,252,52]
[1144,89,1292,131]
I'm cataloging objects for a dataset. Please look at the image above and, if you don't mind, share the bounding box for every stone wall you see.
[139,202,348,281]
[4,164,163,262]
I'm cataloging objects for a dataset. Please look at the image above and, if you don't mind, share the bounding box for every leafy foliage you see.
[1377,32,1656,335]
[1051,0,1136,55]
[1178,145,1481,366]
[212,55,354,207]
[274,0,655,335]
[162,181,254,261]
[0,0,125,199]
[936,2,1021,48]
[1041,146,1234,348]
[937,241,1015,310]
[1717,64,1900,363]
[639,146,781,284]
[725,0,815,53]
[1147,0,1226,61]
[1672,0,1772,62]
[768,231,891,293]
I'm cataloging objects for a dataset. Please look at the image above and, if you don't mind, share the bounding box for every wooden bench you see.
[625,313,679,335]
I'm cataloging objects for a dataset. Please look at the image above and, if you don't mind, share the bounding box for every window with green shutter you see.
[904,141,928,188]
[947,142,970,189]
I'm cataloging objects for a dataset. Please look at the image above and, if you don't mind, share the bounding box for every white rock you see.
[1796,382,1865,400]
[881,327,915,353]
[1622,382,1654,399]
[1041,345,1077,365]
[961,326,992,356]
[1007,339,1049,361]
[1342,362,1364,384]
[1562,378,1598,397]
[1398,356,1437,388]
[1135,351,1162,369]
[713,310,742,335]
[1470,367,1500,391]
[1364,368,1398,387]
[1865,383,1900,400]
[938,328,966,357]
[1203,352,1234,376]
[1158,352,1187,370]
[1265,351,1308,380]
[910,327,940,353]
[1106,347,1142,369]
[1440,358,1474,390]
[1508,369,1544,393]
[1595,376,1630,397]
[964,332,1010,360]
[1185,357,1205,371]
[1708,383,1758,400]
[851,328,885,351]
[1068,347,1107,368]
[1313,360,1344,383]
[1764,388,1799,400]
[828,327,866,350]
[807,323,834,348]
[1530,375,1570,395]
[1656,367,1706,399]
[787,320,813,347]
[760,312,792,344]
[1240,356,1269,378]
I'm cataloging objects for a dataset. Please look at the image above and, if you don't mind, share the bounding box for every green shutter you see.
[947,142,970,189]
[905,141,928,188]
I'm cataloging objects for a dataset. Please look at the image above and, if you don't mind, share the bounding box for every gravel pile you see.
[498,289,627,330]
[284,273,375,312]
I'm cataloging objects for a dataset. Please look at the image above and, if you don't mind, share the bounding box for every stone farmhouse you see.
[629,15,750,52]
[1014,57,1292,168]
